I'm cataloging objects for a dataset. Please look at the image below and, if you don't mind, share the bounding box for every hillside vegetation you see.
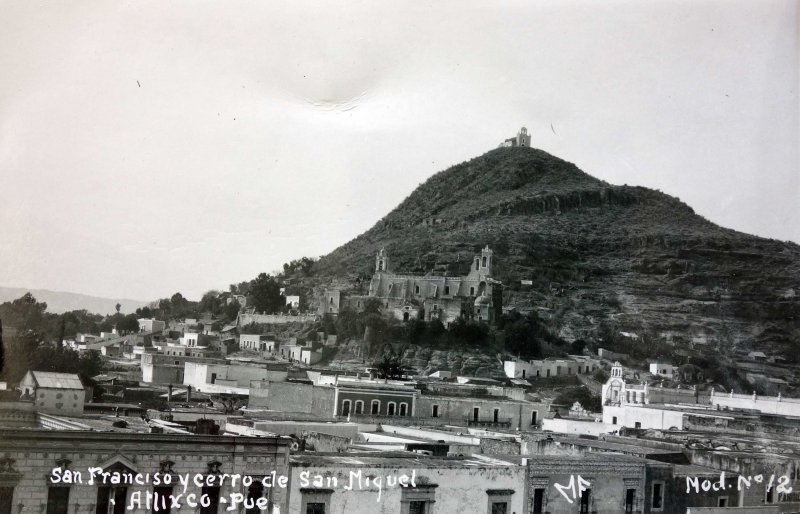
[308,147,800,358]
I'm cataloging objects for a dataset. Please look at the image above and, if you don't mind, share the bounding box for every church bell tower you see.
[375,248,389,273]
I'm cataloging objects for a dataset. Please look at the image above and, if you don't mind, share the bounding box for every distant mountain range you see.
[0,287,150,315]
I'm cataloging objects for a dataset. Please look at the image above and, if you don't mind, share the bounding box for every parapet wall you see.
[711,391,800,417]
[238,313,318,326]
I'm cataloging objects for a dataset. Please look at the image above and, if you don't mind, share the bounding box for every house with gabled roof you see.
[18,370,86,415]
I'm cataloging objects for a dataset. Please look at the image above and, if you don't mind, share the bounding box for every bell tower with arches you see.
[375,248,390,273]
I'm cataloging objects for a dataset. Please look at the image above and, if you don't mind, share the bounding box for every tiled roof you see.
[32,371,84,389]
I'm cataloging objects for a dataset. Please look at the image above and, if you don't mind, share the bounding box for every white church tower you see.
[516,127,531,147]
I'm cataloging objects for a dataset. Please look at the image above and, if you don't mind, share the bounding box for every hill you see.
[308,147,800,358]
[0,287,149,315]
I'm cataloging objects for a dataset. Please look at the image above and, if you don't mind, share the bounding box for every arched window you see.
[341,400,351,416]
[371,400,380,415]
[399,403,408,416]
[482,256,487,267]
[387,402,397,416]
[355,401,364,415]
[415,285,420,295]
[470,286,475,296]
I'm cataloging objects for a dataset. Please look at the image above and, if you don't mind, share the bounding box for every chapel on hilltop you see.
[499,126,531,148]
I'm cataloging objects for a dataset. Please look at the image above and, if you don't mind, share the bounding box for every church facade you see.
[337,246,502,325]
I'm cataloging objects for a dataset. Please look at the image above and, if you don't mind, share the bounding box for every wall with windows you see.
[0,428,291,514]
[416,395,547,430]
[542,418,617,437]
[602,405,686,430]
[526,455,647,514]
[27,387,85,416]
[287,459,525,514]
[336,388,417,417]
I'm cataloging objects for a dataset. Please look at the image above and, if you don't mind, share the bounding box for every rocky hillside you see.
[310,147,800,358]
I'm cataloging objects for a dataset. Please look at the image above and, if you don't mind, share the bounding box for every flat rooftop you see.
[290,452,518,468]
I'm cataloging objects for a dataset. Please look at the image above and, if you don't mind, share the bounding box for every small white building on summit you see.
[499,126,531,148]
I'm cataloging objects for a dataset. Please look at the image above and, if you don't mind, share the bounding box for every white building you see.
[183,361,287,393]
[137,318,166,333]
[601,362,648,407]
[503,355,598,379]
[285,295,300,309]
[600,362,689,430]
[300,348,322,365]
[649,361,675,379]
[239,334,275,352]
[179,332,201,347]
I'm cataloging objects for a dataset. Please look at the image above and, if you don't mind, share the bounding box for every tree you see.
[224,300,241,322]
[116,314,140,335]
[570,339,587,355]
[115,303,121,314]
[135,305,153,319]
[592,368,609,383]
[373,354,404,380]
[199,291,223,316]
[249,273,284,314]
[448,316,489,346]
[554,386,602,413]
[0,293,47,331]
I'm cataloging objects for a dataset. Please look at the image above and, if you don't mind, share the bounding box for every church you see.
[330,246,503,325]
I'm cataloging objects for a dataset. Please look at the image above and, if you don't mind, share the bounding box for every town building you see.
[182,361,288,394]
[287,452,526,514]
[239,333,271,352]
[179,332,201,348]
[504,355,600,379]
[649,361,676,379]
[17,371,86,416]
[136,318,166,333]
[0,416,291,514]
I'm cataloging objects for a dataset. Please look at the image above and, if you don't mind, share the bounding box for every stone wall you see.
[238,313,318,326]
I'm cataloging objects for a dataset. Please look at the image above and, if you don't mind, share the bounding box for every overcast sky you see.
[1,0,797,303]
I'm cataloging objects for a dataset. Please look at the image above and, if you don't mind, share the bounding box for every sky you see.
[0,0,797,302]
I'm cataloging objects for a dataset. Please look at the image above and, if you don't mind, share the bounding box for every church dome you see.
[474,295,491,307]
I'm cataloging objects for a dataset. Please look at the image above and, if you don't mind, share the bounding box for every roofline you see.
[0,428,291,446]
